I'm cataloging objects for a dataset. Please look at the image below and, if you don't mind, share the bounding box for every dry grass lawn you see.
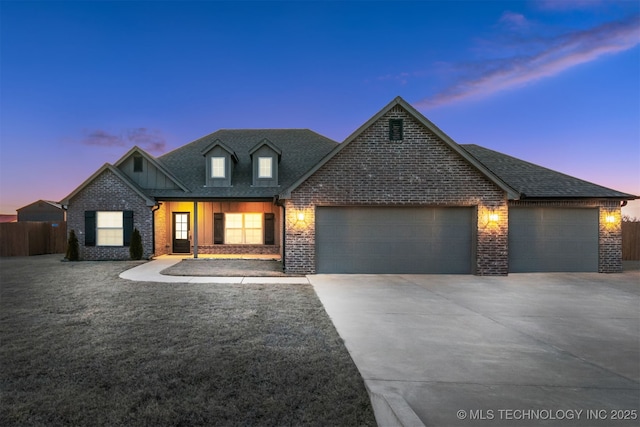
[0,255,376,426]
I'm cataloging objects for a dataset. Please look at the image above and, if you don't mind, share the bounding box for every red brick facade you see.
[285,105,509,275]
[66,169,154,260]
[64,99,628,272]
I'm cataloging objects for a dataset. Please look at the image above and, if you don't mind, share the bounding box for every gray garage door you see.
[315,207,473,274]
[509,208,598,272]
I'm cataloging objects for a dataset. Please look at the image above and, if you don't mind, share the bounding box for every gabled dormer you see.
[114,146,189,192]
[201,139,239,187]
[249,138,282,187]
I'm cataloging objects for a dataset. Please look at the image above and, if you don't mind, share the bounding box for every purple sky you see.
[1,0,639,217]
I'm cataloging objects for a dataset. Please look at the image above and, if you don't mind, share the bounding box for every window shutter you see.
[214,213,224,244]
[123,211,134,246]
[85,211,96,246]
[264,213,275,245]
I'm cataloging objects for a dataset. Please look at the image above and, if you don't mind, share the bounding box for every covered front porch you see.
[153,200,282,259]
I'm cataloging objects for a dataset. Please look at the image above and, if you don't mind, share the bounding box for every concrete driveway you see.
[309,272,640,426]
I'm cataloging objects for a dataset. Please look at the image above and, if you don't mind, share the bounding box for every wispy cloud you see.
[417,15,640,108]
[498,11,531,31]
[82,129,124,148]
[535,0,611,11]
[81,128,167,154]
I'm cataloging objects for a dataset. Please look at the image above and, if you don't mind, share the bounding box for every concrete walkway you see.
[309,272,640,427]
[119,255,309,284]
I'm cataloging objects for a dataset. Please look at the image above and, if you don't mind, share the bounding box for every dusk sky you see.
[1,0,639,217]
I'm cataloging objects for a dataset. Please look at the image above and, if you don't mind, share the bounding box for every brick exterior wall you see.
[509,199,623,273]
[286,105,508,275]
[154,203,169,256]
[67,169,154,260]
[198,245,280,255]
[599,203,623,273]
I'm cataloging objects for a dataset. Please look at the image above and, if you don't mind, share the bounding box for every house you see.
[17,200,65,222]
[61,97,636,274]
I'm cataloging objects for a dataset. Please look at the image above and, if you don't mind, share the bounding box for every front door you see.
[173,212,190,253]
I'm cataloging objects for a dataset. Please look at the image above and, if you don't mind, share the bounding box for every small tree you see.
[66,230,79,261]
[129,228,143,260]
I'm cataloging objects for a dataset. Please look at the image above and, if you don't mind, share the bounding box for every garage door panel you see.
[316,207,472,274]
[509,208,598,273]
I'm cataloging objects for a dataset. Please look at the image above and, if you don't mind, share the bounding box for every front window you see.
[211,157,226,178]
[225,213,262,244]
[258,157,273,178]
[97,211,123,246]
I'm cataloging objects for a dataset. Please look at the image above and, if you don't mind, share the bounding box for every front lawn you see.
[0,255,376,426]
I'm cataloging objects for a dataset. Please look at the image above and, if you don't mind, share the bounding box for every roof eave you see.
[114,146,191,193]
[281,96,521,200]
[60,164,157,207]
[516,194,638,201]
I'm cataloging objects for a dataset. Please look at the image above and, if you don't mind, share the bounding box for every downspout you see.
[151,203,161,259]
[621,201,628,208]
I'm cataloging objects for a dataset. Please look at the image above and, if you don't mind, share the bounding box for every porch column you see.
[193,201,199,258]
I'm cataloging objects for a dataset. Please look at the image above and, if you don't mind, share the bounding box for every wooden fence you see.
[622,221,640,261]
[0,221,67,257]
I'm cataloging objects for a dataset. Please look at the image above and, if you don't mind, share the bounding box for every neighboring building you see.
[17,200,65,222]
[61,97,636,274]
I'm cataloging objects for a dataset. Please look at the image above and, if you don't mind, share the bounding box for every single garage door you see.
[315,206,473,274]
[509,208,598,272]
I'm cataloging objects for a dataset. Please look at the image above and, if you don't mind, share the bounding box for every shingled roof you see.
[461,144,636,199]
[151,129,338,198]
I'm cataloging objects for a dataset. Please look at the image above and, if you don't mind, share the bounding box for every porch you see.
[154,200,283,258]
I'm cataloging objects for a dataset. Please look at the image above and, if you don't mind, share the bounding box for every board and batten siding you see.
[118,156,182,190]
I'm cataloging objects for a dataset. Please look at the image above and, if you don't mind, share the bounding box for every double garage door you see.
[316,207,473,274]
[315,206,599,274]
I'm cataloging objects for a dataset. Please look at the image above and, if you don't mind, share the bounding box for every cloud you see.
[498,11,531,31]
[417,15,640,108]
[81,128,167,154]
[125,128,167,154]
[82,130,125,148]
[535,0,610,11]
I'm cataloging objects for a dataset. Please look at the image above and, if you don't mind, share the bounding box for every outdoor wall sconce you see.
[488,213,500,223]
[605,215,616,224]
[297,212,305,222]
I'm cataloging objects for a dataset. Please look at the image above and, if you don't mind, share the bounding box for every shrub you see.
[129,228,143,260]
[66,230,79,261]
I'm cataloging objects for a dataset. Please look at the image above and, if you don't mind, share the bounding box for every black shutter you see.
[264,213,275,245]
[214,213,224,244]
[85,211,96,246]
[123,211,134,246]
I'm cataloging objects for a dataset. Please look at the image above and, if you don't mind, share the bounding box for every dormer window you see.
[201,139,237,187]
[249,139,281,187]
[211,157,226,178]
[258,157,273,178]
